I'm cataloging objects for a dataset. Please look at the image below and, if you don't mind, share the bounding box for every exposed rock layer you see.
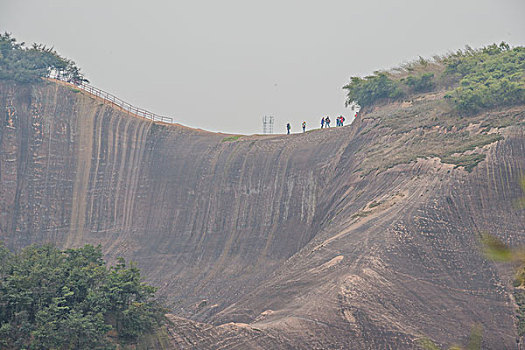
[0,80,524,349]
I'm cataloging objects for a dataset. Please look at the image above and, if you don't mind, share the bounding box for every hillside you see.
[0,49,524,348]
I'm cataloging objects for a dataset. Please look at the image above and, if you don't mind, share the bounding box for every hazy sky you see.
[1,0,524,134]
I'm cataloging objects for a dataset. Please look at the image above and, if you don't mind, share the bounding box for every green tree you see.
[444,43,525,114]
[404,72,435,93]
[342,42,524,114]
[343,73,404,107]
[0,32,88,84]
[0,244,164,349]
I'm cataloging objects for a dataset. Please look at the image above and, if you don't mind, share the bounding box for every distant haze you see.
[1,0,524,134]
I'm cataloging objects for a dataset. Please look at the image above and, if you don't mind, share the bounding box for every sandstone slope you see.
[0,80,523,349]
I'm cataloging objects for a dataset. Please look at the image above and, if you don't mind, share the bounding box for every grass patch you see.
[368,200,382,208]
[356,97,509,175]
[515,289,525,337]
[222,135,242,142]
[351,211,371,219]
[444,133,503,154]
[440,153,486,172]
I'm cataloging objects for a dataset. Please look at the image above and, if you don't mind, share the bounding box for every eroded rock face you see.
[0,80,524,349]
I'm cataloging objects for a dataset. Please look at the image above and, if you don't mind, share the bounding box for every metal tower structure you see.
[262,115,274,134]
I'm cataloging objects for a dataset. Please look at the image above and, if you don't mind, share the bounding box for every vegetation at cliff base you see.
[343,42,525,114]
[0,243,164,349]
[0,32,87,84]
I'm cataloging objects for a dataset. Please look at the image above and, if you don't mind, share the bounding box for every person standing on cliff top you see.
[340,115,345,126]
[321,117,325,128]
[302,121,306,133]
[286,123,291,134]
[325,116,331,128]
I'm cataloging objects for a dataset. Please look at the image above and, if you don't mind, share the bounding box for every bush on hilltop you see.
[343,42,525,114]
[0,32,88,84]
[343,73,404,107]
[444,43,525,114]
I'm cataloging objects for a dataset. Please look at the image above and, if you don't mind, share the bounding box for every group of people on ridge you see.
[286,115,346,134]
[286,121,307,134]
[321,115,345,128]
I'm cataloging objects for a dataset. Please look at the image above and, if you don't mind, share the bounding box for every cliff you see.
[0,79,524,348]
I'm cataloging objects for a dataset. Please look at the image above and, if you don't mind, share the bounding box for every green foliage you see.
[481,234,514,262]
[404,73,435,93]
[482,177,525,336]
[368,200,382,208]
[343,73,404,107]
[439,153,486,173]
[515,291,525,336]
[465,325,482,350]
[417,324,482,350]
[343,42,524,113]
[482,177,525,265]
[0,32,88,84]
[517,177,525,209]
[417,338,441,350]
[222,135,242,142]
[0,243,164,349]
[444,43,525,114]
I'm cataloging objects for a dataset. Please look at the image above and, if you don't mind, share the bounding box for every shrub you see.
[443,43,525,114]
[0,243,164,349]
[343,42,524,113]
[343,73,404,107]
[222,135,242,142]
[404,73,435,93]
[0,32,88,84]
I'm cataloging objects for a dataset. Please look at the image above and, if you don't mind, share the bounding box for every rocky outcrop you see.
[1,80,524,348]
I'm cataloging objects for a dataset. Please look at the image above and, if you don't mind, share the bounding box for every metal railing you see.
[50,78,173,123]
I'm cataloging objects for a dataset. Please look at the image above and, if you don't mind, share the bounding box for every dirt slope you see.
[0,80,524,349]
